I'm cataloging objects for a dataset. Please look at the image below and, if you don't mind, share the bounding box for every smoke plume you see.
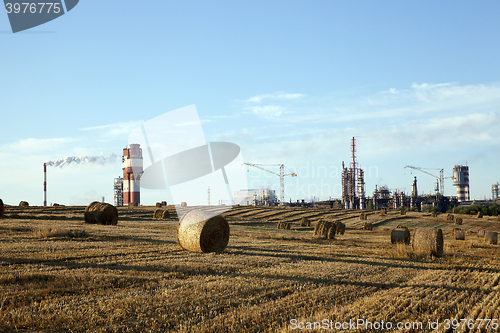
[45,152,118,168]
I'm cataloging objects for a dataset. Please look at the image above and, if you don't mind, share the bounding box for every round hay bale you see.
[335,221,345,235]
[84,202,118,225]
[455,217,463,225]
[454,228,465,240]
[363,222,373,231]
[181,202,187,207]
[0,199,4,218]
[300,217,310,227]
[400,209,406,216]
[19,201,29,207]
[128,202,138,207]
[156,202,162,208]
[359,213,365,220]
[485,231,498,245]
[161,201,167,207]
[326,224,336,240]
[446,214,454,222]
[153,209,170,220]
[177,210,229,253]
[314,220,335,239]
[380,209,386,215]
[391,227,410,244]
[412,227,444,257]
[477,211,483,218]
[431,211,437,218]
[478,229,485,237]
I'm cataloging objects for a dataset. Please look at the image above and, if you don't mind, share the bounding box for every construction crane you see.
[404,166,454,195]
[244,163,297,205]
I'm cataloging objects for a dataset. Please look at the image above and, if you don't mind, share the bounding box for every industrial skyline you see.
[1,1,499,205]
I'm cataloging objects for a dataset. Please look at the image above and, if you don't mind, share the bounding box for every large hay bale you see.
[52,203,65,207]
[454,228,465,240]
[153,209,170,219]
[446,214,454,222]
[477,211,483,218]
[335,221,345,235]
[19,201,29,207]
[177,210,229,253]
[0,199,4,218]
[391,227,410,244]
[300,217,310,227]
[359,213,366,220]
[431,211,437,218]
[455,217,463,225]
[181,202,187,207]
[155,202,162,208]
[84,202,118,225]
[363,222,373,231]
[380,209,386,215]
[128,202,138,207]
[161,201,167,207]
[478,229,485,237]
[485,231,498,245]
[400,209,406,216]
[412,227,444,257]
[314,220,335,239]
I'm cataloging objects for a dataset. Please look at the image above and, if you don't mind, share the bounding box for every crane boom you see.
[404,165,454,195]
[244,163,296,205]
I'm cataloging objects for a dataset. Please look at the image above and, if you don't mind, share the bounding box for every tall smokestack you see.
[43,163,47,206]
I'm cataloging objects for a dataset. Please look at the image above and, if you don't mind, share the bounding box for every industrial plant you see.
[94,138,498,211]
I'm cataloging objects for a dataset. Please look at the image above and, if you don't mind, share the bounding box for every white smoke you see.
[45,152,118,168]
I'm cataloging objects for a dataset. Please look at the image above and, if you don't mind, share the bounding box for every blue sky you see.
[1,1,499,206]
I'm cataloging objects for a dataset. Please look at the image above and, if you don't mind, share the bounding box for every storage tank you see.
[453,165,470,202]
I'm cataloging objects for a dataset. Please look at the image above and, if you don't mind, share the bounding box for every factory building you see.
[234,189,277,206]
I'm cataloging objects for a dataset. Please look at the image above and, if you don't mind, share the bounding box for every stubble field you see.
[0,204,499,332]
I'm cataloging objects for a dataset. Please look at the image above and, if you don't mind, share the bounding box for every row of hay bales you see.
[314,220,336,239]
[277,222,291,229]
[313,220,346,239]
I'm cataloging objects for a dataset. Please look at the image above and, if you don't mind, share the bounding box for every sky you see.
[1,0,499,206]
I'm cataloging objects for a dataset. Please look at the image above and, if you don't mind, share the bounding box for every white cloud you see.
[80,120,143,137]
[244,91,305,103]
[4,137,78,154]
[245,105,285,119]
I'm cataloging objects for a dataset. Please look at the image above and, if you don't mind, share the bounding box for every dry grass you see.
[0,205,499,332]
[32,227,88,238]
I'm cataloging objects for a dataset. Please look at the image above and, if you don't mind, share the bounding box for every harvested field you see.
[0,205,499,332]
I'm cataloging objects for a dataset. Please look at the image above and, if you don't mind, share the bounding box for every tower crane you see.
[244,163,297,205]
[404,166,455,195]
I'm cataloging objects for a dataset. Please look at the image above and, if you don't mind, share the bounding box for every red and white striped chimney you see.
[43,162,47,206]
[123,144,143,205]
